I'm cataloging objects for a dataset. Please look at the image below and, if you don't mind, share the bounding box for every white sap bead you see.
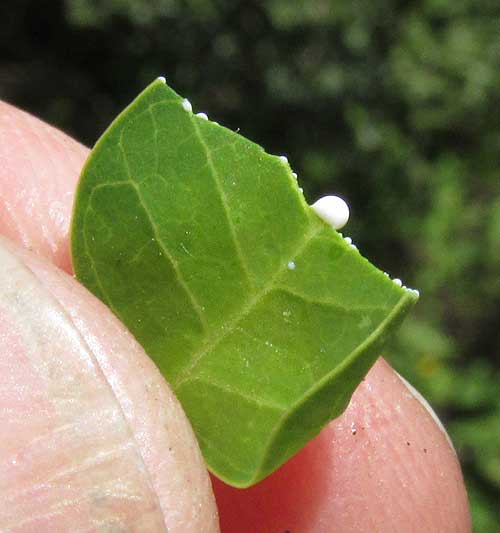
[157,76,166,83]
[312,195,350,230]
[392,278,403,287]
[196,112,208,120]
[279,155,289,164]
[182,99,192,112]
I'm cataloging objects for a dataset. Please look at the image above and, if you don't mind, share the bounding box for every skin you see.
[0,100,471,532]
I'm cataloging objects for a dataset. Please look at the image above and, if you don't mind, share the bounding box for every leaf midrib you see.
[189,115,255,288]
[171,220,323,388]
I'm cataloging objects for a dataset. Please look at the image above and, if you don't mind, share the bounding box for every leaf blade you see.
[71,79,418,486]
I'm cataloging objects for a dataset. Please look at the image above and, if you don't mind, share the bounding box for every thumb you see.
[0,238,219,531]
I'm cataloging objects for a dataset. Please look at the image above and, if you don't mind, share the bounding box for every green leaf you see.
[71,79,418,487]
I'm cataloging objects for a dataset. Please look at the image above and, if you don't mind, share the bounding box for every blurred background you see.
[1,0,499,529]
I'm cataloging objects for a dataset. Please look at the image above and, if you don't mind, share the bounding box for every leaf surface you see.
[71,79,418,487]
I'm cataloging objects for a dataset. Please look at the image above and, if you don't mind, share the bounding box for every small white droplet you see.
[312,195,350,230]
[182,99,192,112]
[287,261,296,270]
[279,155,288,164]
[344,236,352,245]
[157,76,166,83]
[384,272,390,278]
[350,243,358,250]
[292,172,298,179]
[393,278,403,287]
[196,112,208,120]
[299,187,304,193]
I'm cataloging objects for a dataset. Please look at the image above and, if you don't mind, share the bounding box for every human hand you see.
[0,101,471,532]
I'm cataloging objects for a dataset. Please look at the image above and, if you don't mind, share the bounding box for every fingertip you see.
[321,358,471,532]
[0,100,88,272]
[213,358,471,532]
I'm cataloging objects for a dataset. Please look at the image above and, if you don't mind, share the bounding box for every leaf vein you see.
[189,116,255,288]
[114,146,209,335]
[274,286,392,314]
[179,377,286,411]
[172,222,323,387]
[148,107,160,173]
[82,203,119,315]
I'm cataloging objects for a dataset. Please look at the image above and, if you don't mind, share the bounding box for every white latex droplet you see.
[393,278,403,287]
[287,261,296,270]
[196,112,208,120]
[157,76,166,83]
[182,99,192,112]
[312,195,350,230]
[279,156,289,164]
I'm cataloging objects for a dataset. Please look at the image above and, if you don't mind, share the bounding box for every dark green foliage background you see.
[1,0,498,528]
